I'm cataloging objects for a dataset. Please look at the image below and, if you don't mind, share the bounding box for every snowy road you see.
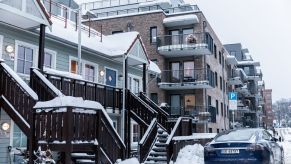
[277,128,291,164]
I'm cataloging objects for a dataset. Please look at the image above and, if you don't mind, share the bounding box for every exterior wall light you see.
[5,45,14,53]
[1,122,10,131]
[99,70,105,77]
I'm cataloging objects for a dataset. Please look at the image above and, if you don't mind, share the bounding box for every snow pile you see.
[116,158,139,164]
[175,144,204,164]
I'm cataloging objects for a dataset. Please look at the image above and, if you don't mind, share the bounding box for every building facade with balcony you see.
[225,43,264,128]
[86,0,230,133]
[262,89,274,129]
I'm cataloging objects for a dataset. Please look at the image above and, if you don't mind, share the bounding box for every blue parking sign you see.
[229,92,237,100]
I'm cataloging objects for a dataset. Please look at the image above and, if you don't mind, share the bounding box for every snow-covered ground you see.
[276,128,291,164]
[174,144,204,164]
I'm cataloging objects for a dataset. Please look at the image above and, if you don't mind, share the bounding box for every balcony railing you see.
[158,68,215,89]
[157,33,213,56]
[164,106,215,123]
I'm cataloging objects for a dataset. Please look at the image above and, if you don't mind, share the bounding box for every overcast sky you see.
[184,0,291,102]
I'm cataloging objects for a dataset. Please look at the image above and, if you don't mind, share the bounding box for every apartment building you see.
[225,43,263,128]
[84,0,230,133]
[0,0,157,162]
[262,89,274,129]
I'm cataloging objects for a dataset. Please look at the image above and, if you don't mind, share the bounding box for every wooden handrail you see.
[165,117,192,163]
[139,92,169,130]
[41,71,122,112]
[139,118,158,162]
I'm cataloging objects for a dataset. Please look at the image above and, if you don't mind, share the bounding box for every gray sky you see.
[185,0,291,102]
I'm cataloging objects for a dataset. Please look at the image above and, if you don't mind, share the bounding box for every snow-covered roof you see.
[237,60,260,66]
[34,96,103,109]
[163,14,199,27]
[74,0,98,5]
[0,62,38,100]
[148,61,161,74]
[46,17,148,62]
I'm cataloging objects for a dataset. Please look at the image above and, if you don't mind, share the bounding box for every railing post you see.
[49,0,52,17]
[65,107,73,163]
[89,17,91,37]
[75,12,78,31]
[65,8,68,28]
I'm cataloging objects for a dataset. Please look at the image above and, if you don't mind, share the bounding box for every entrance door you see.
[105,68,117,87]
[170,95,181,116]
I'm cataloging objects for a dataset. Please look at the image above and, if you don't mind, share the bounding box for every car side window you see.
[262,131,271,140]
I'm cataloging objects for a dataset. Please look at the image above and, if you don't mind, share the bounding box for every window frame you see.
[150,26,157,44]
[69,56,99,82]
[10,121,27,149]
[44,48,57,69]
[0,35,3,59]
[14,40,38,77]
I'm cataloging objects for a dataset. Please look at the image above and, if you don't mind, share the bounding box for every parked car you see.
[204,128,284,164]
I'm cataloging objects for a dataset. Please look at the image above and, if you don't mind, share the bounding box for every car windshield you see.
[215,129,259,142]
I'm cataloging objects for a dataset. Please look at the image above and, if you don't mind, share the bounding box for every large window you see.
[44,52,52,68]
[17,45,33,74]
[170,62,180,82]
[150,27,157,43]
[170,30,179,45]
[150,93,158,104]
[12,123,27,148]
[216,100,219,115]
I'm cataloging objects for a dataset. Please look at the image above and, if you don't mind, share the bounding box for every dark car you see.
[204,128,284,164]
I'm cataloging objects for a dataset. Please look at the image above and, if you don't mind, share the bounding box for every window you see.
[170,62,180,82]
[220,76,222,90]
[222,55,225,68]
[70,60,78,74]
[219,51,222,64]
[150,93,158,104]
[150,27,157,43]
[214,44,217,58]
[112,30,123,34]
[182,28,193,44]
[12,123,27,148]
[221,102,223,116]
[217,129,220,133]
[215,72,218,87]
[208,95,212,106]
[209,128,212,133]
[183,61,194,81]
[132,124,140,143]
[170,30,180,45]
[44,50,56,69]
[216,100,219,115]
[17,45,33,74]
[84,64,95,81]
[0,35,3,59]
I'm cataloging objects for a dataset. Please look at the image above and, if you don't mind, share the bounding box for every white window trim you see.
[0,35,3,59]
[104,66,118,87]
[69,56,99,82]
[44,48,57,69]
[128,73,142,94]
[14,40,38,77]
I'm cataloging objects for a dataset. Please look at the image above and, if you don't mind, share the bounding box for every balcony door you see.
[170,62,180,82]
[170,95,181,115]
[182,28,193,44]
[183,61,195,82]
[170,30,179,45]
[184,95,196,116]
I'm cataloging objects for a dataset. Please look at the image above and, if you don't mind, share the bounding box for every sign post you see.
[229,92,237,129]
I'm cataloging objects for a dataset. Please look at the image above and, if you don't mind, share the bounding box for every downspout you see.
[77,4,82,75]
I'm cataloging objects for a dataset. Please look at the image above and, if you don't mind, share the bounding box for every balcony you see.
[156,33,213,57]
[165,106,215,123]
[228,68,247,85]
[158,68,215,90]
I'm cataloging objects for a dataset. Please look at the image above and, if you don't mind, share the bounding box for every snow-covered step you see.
[155,142,167,147]
[75,159,95,163]
[158,137,168,143]
[152,146,166,152]
[157,133,168,138]
[150,151,167,156]
[147,156,167,161]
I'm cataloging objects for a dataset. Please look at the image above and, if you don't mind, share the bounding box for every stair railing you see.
[165,117,193,163]
[139,92,169,130]
[0,62,38,135]
[40,71,122,113]
[138,118,158,162]
[127,90,158,126]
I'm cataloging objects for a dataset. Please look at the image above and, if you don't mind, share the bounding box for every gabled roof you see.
[46,17,149,65]
[0,0,51,29]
